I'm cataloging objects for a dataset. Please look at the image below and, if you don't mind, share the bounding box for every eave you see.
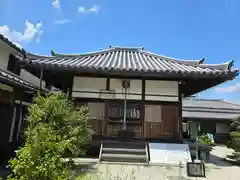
[13,46,239,96]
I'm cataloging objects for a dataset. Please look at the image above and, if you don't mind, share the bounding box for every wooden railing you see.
[107,123,142,138]
[88,118,142,138]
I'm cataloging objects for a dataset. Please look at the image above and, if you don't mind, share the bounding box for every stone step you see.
[101,153,147,163]
[102,147,146,155]
[103,142,145,149]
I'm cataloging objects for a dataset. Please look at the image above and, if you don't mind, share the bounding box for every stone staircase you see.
[99,141,149,163]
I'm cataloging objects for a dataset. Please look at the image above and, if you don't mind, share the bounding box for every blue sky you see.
[0,0,239,102]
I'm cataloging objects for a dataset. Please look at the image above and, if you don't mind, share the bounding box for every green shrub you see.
[230,116,240,131]
[230,131,240,138]
[7,93,90,180]
[197,134,215,146]
[229,116,240,162]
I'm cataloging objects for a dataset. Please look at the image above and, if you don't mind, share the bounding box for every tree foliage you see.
[228,116,240,162]
[197,134,215,146]
[7,93,90,180]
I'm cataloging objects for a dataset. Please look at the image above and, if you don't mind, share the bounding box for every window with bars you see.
[108,103,140,122]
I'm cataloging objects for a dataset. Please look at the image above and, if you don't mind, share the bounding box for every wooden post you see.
[39,68,43,90]
[103,101,109,136]
[178,81,183,142]
[141,79,145,138]
[68,75,74,100]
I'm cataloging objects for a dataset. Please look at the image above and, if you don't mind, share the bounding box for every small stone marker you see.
[187,162,206,177]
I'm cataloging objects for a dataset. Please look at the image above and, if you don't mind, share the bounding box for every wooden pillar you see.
[16,100,23,141]
[141,79,145,138]
[12,90,22,143]
[39,68,43,90]
[0,89,14,152]
[103,101,109,136]
[103,77,110,136]
[68,75,74,100]
[178,82,183,142]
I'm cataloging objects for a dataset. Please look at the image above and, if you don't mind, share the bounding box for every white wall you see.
[72,77,179,102]
[72,77,107,98]
[0,41,12,70]
[20,69,46,88]
[110,78,142,100]
[0,40,45,88]
[145,80,178,102]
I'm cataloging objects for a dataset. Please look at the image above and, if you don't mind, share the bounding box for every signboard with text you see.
[187,162,206,177]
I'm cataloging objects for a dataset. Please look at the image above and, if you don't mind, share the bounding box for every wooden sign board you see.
[99,89,115,99]
[187,162,206,177]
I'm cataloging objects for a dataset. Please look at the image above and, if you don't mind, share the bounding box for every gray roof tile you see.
[183,98,240,120]
[0,68,48,92]
[15,46,239,78]
[183,98,240,110]
[182,111,240,120]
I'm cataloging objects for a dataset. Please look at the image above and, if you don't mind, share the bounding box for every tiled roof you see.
[15,46,238,78]
[0,68,48,92]
[183,98,240,120]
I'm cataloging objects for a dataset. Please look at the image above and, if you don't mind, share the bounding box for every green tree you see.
[7,93,90,180]
[228,116,240,162]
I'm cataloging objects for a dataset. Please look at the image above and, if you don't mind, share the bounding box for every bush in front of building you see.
[7,92,90,180]
[228,116,240,162]
[197,134,215,146]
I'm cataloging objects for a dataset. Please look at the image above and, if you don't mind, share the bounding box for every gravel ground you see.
[80,162,240,180]
[76,146,240,180]
[2,146,239,179]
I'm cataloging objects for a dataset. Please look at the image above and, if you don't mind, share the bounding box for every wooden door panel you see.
[144,104,179,139]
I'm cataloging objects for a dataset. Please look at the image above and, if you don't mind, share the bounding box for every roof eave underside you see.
[0,69,49,93]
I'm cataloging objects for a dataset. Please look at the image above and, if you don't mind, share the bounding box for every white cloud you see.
[0,21,43,46]
[54,19,72,24]
[216,83,240,93]
[52,0,60,9]
[77,5,100,13]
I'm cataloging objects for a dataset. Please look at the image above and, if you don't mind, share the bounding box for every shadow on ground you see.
[207,154,233,167]
[69,161,99,178]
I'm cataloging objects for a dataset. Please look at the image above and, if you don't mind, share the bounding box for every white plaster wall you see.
[72,77,107,98]
[216,123,229,134]
[0,40,44,88]
[20,69,46,88]
[145,80,178,102]
[72,77,179,102]
[110,78,142,100]
[0,41,11,69]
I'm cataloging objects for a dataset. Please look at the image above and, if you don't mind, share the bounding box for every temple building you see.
[14,46,239,143]
[0,35,48,159]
